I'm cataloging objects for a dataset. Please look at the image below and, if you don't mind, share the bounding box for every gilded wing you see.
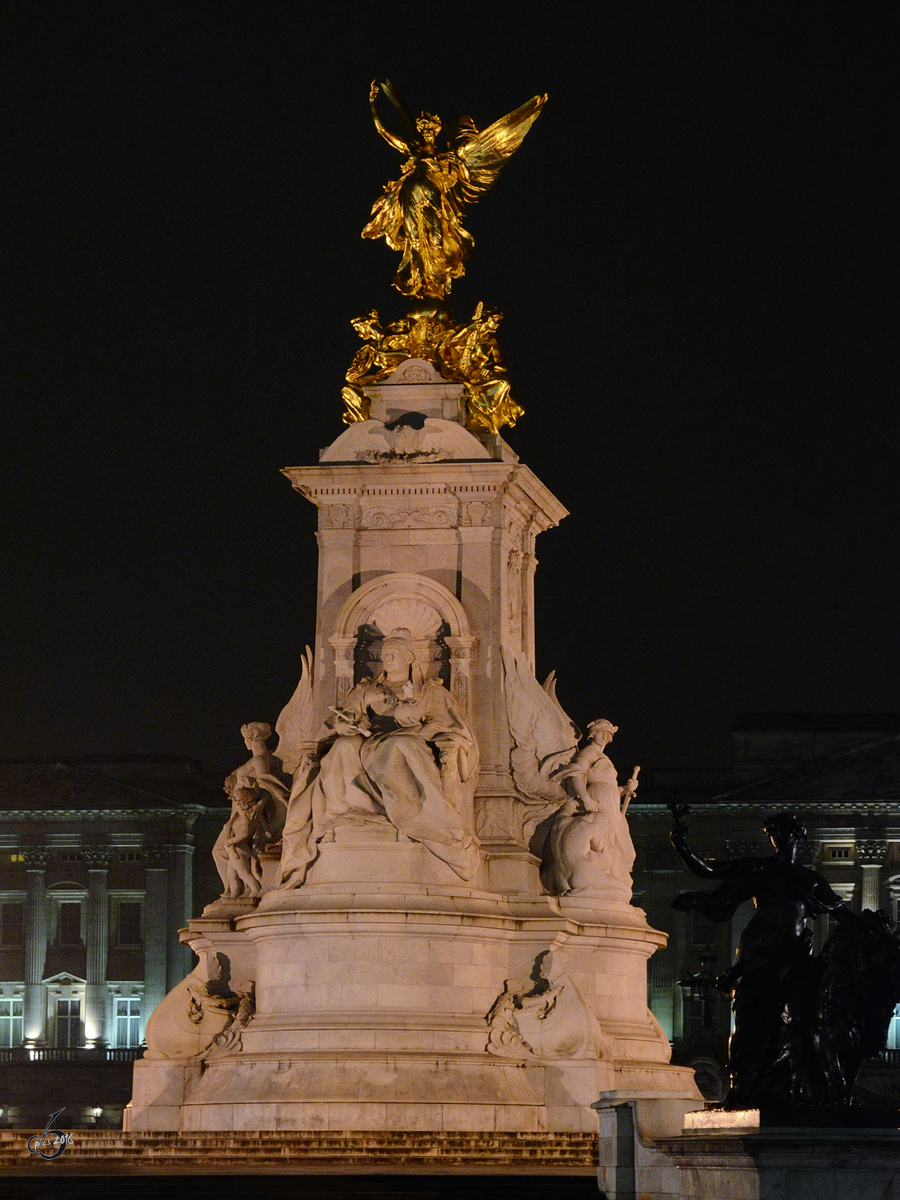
[502,646,580,804]
[454,94,547,205]
[274,647,316,775]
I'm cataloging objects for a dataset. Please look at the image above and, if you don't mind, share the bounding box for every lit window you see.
[115,997,141,1047]
[0,852,25,864]
[829,847,851,860]
[0,998,23,1048]
[58,902,82,946]
[55,998,81,1048]
[116,902,142,946]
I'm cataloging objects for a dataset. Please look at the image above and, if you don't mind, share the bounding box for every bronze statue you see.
[340,301,524,434]
[669,805,900,1109]
[439,302,524,434]
[362,80,546,299]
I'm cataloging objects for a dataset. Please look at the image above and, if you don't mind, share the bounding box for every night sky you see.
[4,5,898,776]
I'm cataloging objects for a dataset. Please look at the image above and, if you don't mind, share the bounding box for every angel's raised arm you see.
[369,80,410,155]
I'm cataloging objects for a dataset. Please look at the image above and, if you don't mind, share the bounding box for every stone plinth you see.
[129,842,695,1131]
[659,1123,900,1200]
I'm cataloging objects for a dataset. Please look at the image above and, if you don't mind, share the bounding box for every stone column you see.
[143,848,170,1023]
[83,848,112,1047]
[23,848,52,1045]
[857,839,888,912]
[520,520,539,669]
[166,841,194,989]
[328,634,357,704]
[643,862,676,1041]
[444,634,476,717]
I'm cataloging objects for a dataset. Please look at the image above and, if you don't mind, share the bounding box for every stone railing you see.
[0,1047,142,1064]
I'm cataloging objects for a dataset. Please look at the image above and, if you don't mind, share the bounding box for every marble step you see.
[0,1129,596,1172]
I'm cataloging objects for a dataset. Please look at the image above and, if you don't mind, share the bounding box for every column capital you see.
[83,846,114,870]
[142,847,170,869]
[24,847,53,869]
[857,839,889,866]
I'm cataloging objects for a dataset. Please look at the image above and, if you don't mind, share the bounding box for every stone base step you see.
[0,1129,596,1175]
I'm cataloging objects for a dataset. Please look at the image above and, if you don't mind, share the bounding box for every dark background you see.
[4,3,898,774]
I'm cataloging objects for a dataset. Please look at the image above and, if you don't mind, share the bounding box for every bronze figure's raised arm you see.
[362,80,546,299]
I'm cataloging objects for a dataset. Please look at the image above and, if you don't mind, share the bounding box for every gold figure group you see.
[341,301,523,435]
[340,80,545,435]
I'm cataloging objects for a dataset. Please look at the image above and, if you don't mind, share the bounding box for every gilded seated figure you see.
[278,629,480,886]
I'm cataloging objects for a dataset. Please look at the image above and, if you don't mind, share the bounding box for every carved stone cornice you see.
[0,808,206,822]
[856,840,889,866]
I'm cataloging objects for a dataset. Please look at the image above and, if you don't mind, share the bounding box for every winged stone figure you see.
[362,80,547,299]
[502,647,581,831]
[274,646,318,786]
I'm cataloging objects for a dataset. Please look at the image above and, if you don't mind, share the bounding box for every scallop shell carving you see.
[370,598,442,642]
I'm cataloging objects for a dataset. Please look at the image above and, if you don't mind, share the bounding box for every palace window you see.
[0,902,24,947]
[59,851,83,863]
[0,997,23,1048]
[829,847,851,860]
[55,998,81,1048]
[689,909,717,948]
[118,851,143,863]
[116,901,142,946]
[0,852,25,864]
[58,902,82,946]
[115,997,141,1047]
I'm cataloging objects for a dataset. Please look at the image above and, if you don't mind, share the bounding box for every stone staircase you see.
[0,1129,597,1175]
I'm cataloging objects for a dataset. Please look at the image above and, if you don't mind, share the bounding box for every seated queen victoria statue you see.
[278,629,480,886]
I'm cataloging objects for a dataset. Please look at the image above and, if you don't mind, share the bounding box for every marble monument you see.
[126,79,700,1136]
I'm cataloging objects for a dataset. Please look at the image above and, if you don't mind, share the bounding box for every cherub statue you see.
[440,302,524,433]
[212,721,290,900]
[362,80,546,299]
[222,786,274,898]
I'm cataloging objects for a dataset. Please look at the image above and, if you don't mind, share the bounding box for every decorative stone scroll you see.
[486,951,610,1061]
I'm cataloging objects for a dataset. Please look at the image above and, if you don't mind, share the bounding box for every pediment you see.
[716,733,900,803]
[43,971,87,986]
[0,762,184,813]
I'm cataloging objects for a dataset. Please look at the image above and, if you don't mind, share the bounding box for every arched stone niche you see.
[328,573,475,713]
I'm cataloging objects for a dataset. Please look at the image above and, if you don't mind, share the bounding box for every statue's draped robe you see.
[362,152,473,298]
[280,676,480,885]
[541,750,635,895]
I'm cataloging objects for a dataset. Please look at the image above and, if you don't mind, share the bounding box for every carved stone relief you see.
[486,951,611,1061]
[361,503,456,529]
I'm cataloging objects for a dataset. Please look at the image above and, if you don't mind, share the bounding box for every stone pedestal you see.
[128,364,701,1134]
[659,1111,900,1200]
[130,837,697,1131]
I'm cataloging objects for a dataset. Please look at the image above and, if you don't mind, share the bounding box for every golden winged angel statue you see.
[362,80,547,299]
